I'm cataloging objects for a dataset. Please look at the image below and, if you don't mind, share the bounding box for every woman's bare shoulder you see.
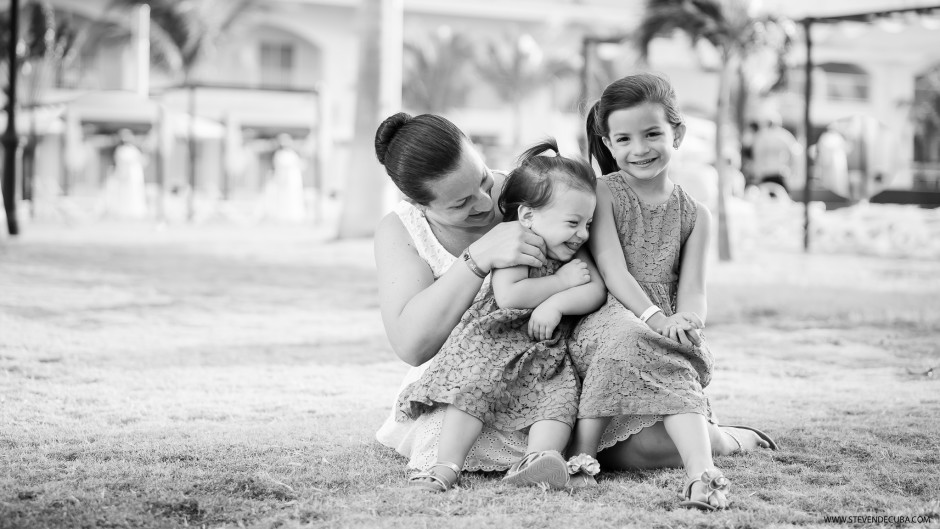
[374,211,415,257]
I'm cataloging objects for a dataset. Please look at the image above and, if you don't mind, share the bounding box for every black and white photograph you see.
[1,0,939,527]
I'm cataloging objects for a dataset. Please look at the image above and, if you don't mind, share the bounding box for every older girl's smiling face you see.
[602,102,685,181]
[422,141,497,229]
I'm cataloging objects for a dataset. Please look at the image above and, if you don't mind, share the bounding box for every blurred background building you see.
[1,0,939,225]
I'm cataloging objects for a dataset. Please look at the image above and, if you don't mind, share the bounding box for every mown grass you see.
[1,224,938,528]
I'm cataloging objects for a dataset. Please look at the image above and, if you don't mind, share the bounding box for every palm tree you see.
[475,34,577,148]
[402,27,474,114]
[1,1,77,226]
[337,0,388,239]
[110,0,257,219]
[636,0,794,261]
[21,2,77,209]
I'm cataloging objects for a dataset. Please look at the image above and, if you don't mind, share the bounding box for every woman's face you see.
[422,142,497,229]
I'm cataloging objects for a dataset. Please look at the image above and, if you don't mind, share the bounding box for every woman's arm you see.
[375,211,547,366]
[375,213,483,366]
[588,181,657,316]
[675,201,711,321]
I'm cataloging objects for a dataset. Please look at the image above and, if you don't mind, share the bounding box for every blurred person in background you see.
[263,133,306,222]
[813,128,850,199]
[752,114,800,197]
[102,129,148,220]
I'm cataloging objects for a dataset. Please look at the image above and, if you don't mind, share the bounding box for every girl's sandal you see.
[566,453,601,489]
[407,461,461,493]
[719,424,779,451]
[679,469,731,511]
[502,450,569,489]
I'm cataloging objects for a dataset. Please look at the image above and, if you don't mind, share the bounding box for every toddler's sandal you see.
[408,461,461,493]
[502,450,569,489]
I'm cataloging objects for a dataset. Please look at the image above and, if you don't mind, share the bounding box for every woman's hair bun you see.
[374,112,413,165]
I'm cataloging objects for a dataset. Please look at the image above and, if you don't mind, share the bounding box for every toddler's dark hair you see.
[498,138,597,222]
[586,72,684,175]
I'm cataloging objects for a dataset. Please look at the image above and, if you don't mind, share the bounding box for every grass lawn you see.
[1,223,938,528]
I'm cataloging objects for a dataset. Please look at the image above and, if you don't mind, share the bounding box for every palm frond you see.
[403,31,475,113]
[109,0,257,75]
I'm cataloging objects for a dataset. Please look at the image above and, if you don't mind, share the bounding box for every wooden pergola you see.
[799,4,940,251]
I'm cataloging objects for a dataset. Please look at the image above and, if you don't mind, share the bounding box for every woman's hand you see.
[555,259,591,289]
[528,303,562,341]
[469,222,546,272]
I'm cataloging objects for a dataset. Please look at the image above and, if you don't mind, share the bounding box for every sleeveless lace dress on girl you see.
[375,201,529,471]
[570,174,715,451]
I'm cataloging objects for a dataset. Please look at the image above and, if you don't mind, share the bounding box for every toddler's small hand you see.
[528,304,562,341]
[556,259,590,289]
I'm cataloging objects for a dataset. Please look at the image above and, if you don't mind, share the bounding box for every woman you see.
[374,112,775,476]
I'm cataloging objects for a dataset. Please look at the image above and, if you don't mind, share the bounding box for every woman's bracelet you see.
[639,305,662,323]
[461,247,487,279]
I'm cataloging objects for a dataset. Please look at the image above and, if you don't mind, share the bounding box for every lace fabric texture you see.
[570,174,715,440]
[375,201,528,471]
[396,259,580,432]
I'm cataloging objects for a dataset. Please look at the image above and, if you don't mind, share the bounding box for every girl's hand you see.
[555,259,590,289]
[470,222,546,272]
[528,303,562,341]
[672,312,705,330]
[646,312,703,347]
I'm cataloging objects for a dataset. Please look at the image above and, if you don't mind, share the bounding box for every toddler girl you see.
[396,139,606,492]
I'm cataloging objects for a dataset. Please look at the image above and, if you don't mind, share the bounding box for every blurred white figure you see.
[752,114,800,196]
[103,129,148,220]
[263,133,306,222]
[814,129,850,198]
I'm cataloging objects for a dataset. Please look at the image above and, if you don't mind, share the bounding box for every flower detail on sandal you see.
[566,454,600,476]
[565,454,600,489]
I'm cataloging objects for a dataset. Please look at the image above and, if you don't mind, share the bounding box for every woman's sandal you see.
[407,461,461,493]
[679,469,731,511]
[566,453,601,489]
[502,450,569,489]
[720,424,779,452]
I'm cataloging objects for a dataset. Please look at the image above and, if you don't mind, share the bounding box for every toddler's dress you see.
[377,201,554,470]
[396,255,580,433]
[570,173,715,451]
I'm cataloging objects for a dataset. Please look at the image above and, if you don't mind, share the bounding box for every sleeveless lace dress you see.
[570,174,715,451]
[396,258,579,431]
[374,201,529,471]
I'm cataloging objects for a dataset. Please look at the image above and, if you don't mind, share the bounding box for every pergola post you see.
[802,18,814,252]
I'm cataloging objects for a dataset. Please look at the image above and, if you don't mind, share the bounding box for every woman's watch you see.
[461,247,487,279]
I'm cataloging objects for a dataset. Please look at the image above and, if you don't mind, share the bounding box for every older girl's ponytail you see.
[585,101,618,175]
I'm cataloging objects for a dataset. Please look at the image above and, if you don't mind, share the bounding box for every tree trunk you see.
[714,61,734,262]
[2,0,20,236]
[337,0,399,238]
